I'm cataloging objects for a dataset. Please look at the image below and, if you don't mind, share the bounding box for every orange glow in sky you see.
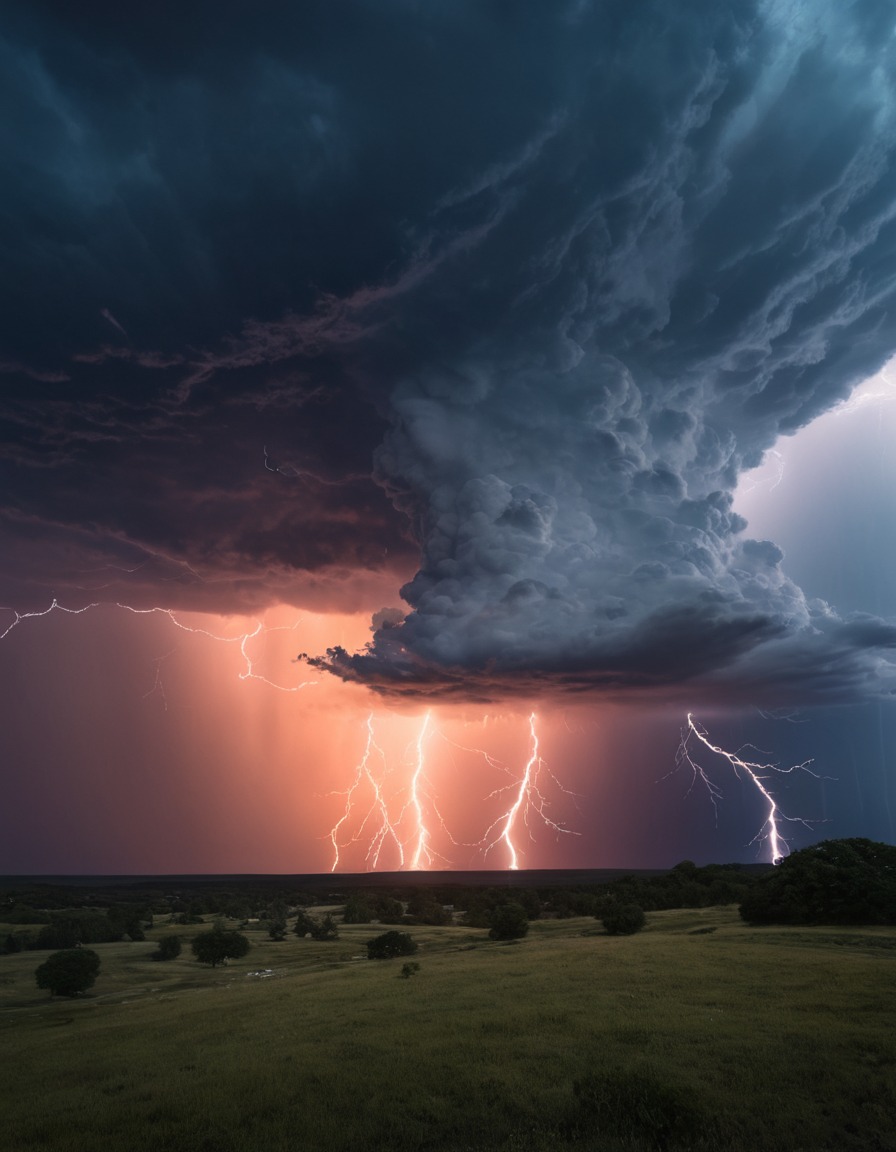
[3,601,603,873]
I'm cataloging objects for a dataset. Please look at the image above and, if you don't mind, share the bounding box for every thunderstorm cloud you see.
[3,0,896,704]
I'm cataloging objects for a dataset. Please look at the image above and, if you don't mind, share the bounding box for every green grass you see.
[2,908,895,1151]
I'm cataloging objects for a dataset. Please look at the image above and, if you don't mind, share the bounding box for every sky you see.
[2,0,896,874]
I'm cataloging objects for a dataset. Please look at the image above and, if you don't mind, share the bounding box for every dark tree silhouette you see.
[152,935,182,961]
[311,913,340,941]
[293,910,318,938]
[488,902,530,940]
[35,949,101,997]
[601,903,646,935]
[191,929,250,967]
[343,895,374,924]
[366,931,418,960]
[740,838,896,925]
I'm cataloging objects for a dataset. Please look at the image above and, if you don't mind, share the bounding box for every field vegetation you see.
[1,901,894,1151]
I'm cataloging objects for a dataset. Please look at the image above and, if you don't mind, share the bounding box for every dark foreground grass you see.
[2,908,894,1152]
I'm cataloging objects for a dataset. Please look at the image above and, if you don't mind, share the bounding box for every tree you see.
[293,909,318,938]
[366,931,418,960]
[373,895,405,924]
[36,923,81,951]
[488,902,529,941]
[601,903,646,935]
[311,913,339,941]
[739,838,896,926]
[343,895,374,924]
[407,891,452,925]
[267,900,288,941]
[191,928,250,967]
[268,919,287,940]
[294,910,339,940]
[35,949,101,997]
[152,935,182,961]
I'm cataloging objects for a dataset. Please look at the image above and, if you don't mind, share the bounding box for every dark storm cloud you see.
[3,2,896,699]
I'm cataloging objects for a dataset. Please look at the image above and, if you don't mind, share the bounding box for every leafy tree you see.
[407,891,452,925]
[343,894,374,924]
[4,930,36,953]
[311,913,340,941]
[488,902,530,941]
[293,910,339,940]
[400,961,421,979]
[35,949,101,997]
[293,910,318,938]
[373,895,405,924]
[601,903,646,935]
[152,935,182,961]
[740,838,896,926]
[459,887,510,928]
[176,910,205,926]
[267,900,289,940]
[366,931,418,960]
[191,928,250,967]
[108,904,148,942]
[515,888,542,920]
[36,923,81,951]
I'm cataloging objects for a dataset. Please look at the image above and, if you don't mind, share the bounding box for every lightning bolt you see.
[327,713,405,873]
[0,598,317,693]
[479,712,579,870]
[326,710,450,872]
[327,710,579,873]
[1,598,96,641]
[677,712,822,863]
[408,711,434,870]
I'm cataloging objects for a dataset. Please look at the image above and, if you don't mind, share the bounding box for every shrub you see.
[36,923,81,951]
[373,896,405,923]
[311,913,339,941]
[488,902,529,941]
[366,931,418,960]
[601,903,646,935]
[152,934,182,961]
[400,961,421,979]
[343,895,374,924]
[191,929,250,967]
[35,949,101,997]
[293,910,318,938]
[294,911,339,940]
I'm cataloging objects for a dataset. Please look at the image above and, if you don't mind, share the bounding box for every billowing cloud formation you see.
[304,0,896,702]
[2,1,896,702]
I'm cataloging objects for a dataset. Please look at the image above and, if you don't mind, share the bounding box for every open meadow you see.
[2,907,894,1152]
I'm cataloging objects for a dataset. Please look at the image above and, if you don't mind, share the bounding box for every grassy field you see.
[1,907,894,1151]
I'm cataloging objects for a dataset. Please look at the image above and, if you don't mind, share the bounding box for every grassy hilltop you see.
[1,906,894,1152]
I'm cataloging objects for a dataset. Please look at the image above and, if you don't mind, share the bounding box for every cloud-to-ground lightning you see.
[677,713,823,862]
[327,711,453,872]
[325,710,579,872]
[478,712,579,870]
[327,713,405,873]
[407,712,434,870]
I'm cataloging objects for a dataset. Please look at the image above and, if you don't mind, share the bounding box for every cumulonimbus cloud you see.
[4,1,896,705]
[306,0,896,704]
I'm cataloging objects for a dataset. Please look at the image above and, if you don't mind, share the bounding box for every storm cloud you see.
[3,0,896,703]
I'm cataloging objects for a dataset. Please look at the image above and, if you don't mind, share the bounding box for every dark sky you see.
[2,1,895,872]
